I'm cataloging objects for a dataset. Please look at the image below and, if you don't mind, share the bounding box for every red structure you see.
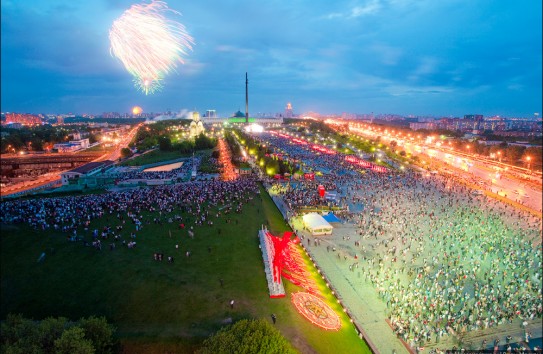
[345,155,388,173]
[266,231,320,296]
[318,185,325,198]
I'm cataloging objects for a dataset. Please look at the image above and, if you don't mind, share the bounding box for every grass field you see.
[0,184,370,353]
[120,149,186,166]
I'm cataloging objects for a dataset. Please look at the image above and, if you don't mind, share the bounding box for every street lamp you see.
[526,156,531,172]
[497,151,502,163]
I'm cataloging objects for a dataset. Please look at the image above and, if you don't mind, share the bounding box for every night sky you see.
[1,0,541,117]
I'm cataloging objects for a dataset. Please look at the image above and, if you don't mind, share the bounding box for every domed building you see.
[189,111,205,138]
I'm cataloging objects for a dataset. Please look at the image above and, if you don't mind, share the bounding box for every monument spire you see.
[245,72,249,123]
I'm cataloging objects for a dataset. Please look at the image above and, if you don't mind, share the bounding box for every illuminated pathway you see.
[217,138,237,181]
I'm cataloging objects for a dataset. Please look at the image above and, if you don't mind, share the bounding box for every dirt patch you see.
[290,335,317,354]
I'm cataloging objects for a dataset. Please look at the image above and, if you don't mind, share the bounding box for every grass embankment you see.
[1,184,369,353]
[119,150,187,166]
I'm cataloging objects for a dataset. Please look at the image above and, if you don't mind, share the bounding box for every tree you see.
[0,313,41,354]
[504,145,525,164]
[120,148,133,159]
[198,319,296,354]
[88,132,99,144]
[158,136,172,151]
[195,133,216,150]
[37,316,70,352]
[54,327,95,354]
[78,316,115,354]
[177,140,195,153]
[1,314,115,354]
[521,147,542,171]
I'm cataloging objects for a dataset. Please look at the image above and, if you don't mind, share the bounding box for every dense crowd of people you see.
[350,172,542,348]
[260,131,542,350]
[0,179,260,252]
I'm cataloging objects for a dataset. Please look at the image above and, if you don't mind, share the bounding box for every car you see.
[472,190,484,196]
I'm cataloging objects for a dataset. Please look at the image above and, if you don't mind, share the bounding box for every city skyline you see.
[1,0,542,117]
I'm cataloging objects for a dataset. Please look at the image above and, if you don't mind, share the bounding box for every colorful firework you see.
[109,1,194,94]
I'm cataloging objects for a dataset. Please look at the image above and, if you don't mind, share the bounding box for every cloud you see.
[386,84,453,96]
[350,0,382,18]
[324,12,343,19]
[322,0,382,20]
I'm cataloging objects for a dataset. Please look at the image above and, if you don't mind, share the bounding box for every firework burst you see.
[109,1,194,94]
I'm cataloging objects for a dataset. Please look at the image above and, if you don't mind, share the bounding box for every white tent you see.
[302,213,333,236]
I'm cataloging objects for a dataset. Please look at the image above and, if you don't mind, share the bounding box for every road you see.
[96,124,140,162]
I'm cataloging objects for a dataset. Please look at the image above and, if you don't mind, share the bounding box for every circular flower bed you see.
[291,292,341,330]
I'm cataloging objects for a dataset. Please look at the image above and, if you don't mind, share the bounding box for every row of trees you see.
[1,314,116,354]
[385,138,541,170]
[131,120,184,151]
[1,125,101,153]
[223,131,241,164]
[235,130,293,175]
[158,133,216,153]
[370,124,542,170]
[388,138,541,170]
[132,120,217,153]
[461,142,541,168]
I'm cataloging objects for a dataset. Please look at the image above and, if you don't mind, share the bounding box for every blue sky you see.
[1,0,541,117]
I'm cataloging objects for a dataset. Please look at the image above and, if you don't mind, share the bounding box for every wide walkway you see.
[292,217,410,354]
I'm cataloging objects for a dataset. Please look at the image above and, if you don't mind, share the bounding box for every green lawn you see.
[1,184,370,353]
[120,149,187,166]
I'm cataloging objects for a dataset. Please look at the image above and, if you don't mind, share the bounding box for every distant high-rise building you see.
[57,115,64,124]
[285,103,293,118]
[464,114,483,129]
[205,110,217,118]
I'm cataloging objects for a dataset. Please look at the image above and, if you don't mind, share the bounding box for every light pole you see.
[526,156,532,172]
[497,151,502,163]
